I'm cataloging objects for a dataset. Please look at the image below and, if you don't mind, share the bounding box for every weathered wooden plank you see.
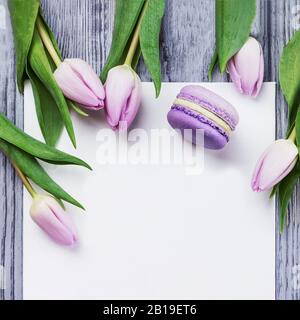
[1,0,300,300]
[0,0,23,300]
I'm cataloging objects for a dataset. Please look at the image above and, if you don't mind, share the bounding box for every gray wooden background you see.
[0,0,299,300]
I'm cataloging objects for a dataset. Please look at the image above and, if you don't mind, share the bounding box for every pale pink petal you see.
[229,37,264,98]
[251,142,275,191]
[105,65,135,129]
[54,61,103,109]
[258,141,298,190]
[119,74,142,129]
[46,197,78,242]
[30,195,78,246]
[251,139,298,192]
[261,157,297,191]
[65,59,105,101]
[251,46,264,98]
[228,59,243,93]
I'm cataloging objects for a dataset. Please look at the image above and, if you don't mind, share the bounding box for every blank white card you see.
[23,82,275,300]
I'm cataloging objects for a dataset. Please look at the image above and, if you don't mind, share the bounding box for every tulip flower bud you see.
[251,139,298,192]
[228,37,264,98]
[30,195,78,246]
[54,58,105,110]
[104,65,142,130]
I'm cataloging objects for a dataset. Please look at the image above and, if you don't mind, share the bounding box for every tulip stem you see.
[288,127,296,142]
[11,162,36,198]
[124,1,148,66]
[36,16,62,68]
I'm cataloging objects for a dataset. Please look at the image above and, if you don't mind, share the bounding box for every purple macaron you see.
[167,85,239,150]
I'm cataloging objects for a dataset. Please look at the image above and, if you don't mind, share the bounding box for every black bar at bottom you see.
[0,300,298,318]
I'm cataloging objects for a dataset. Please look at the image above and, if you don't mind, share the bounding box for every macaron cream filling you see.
[170,105,230,142]
[173,98,232,135]
[177,92,238,130]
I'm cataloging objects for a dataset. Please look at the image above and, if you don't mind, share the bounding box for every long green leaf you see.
[140,0,165,97]
[100,0,145,82]
[26,64,64,147]
[27,18,65,146]
[28,30,76,147]
[0,112,91,169]
[216,0,256,73]
[279,29,300,130]
[278,161,300,233]
[0,139,84,209]
[8,0,40,91]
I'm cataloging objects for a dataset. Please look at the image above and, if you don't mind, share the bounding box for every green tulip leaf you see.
[215,0,256,73]
[100,0,145,82]
[0,112,91,170]
[140,0,165,97]
[26,64,64,147]
[0,139,84,209]
[208,50,218,81]
[269,185,278,199]
[9,4,71,147]
[276,28,300,233]
[8,0,40,91]
[28,30,76,147]
[279,29,300,131]
[278,161,300,233]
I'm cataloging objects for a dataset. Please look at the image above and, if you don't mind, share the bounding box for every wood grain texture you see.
[0,0,23,300]
[0,0,300,299]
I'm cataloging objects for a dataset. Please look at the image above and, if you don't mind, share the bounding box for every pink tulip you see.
[104,65,142,130]
[30,195,78,246]
[54,58,105,110]
[251,139,298,192]
[228,37,264,98]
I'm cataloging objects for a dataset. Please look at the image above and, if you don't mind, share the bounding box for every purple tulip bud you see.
[228,37,264,98]
[30,195,78,246]
[104,65,142,130]
[54,59,105,110]
[251,139,298,192]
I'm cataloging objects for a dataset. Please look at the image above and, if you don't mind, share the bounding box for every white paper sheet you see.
[23,82,275,300]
